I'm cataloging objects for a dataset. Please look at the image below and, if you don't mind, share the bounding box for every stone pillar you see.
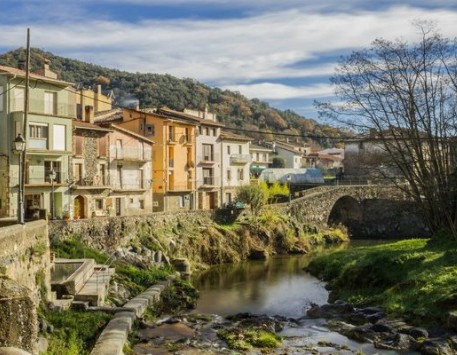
[0,277,37,353]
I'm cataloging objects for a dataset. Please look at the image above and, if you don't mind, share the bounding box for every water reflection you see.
[192,247,343,317]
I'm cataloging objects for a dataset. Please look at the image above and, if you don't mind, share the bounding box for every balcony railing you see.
[74,176,108,188]
[230,154,251,165]
[112,181,149,191]
[114,147,151,161]
[11,100,76,118]
[168,181,193,191]
[197,154,220,164]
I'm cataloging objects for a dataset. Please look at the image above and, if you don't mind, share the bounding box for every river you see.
[192,242,417,354]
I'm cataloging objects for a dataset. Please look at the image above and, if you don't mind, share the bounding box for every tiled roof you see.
[0,64,73,86]
[72,120,112,132]
[94,108,123,122]
[220,131,251,142]
[158,107,225,127]
[111,124,155,144]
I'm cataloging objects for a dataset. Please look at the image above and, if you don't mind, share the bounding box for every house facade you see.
[157,107,225,210]
[249,144,273,177]
[0,62,74,220]
[271,141,305,169]
[220,132,251,206]
[116,108,197,212]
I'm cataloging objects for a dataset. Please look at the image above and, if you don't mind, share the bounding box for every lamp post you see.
[49,168,56,220]
[287,174,292,203]
[14,134,26,224]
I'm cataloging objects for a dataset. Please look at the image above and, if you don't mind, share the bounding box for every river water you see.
[192,243,416,354]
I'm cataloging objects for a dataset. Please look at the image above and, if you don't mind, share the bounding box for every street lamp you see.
[49,168,56,220]
[14,134,26,224]
[287,174,292,203]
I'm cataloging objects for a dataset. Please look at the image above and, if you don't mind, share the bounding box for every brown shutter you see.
[98,136,107,157]
[75,136,83,156]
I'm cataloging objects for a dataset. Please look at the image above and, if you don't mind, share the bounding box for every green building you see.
[0,62,74,220]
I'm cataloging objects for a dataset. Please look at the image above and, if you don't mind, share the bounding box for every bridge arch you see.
[327,195,362,233]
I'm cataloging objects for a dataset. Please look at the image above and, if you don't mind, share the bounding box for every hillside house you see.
[220,131,251,206]
[0,62,74,220]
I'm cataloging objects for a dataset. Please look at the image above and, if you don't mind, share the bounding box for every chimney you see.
[85,105,94,124]
[17,60,25,70]
[36,59,58,79]
[97,84,102,93]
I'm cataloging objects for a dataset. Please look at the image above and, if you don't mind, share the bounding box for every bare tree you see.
[317,22,457,238]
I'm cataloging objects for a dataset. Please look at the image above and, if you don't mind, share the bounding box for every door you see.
[74,195,85,219]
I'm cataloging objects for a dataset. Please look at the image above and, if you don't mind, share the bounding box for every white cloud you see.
[221,82,334,100]
[2,4,457,105]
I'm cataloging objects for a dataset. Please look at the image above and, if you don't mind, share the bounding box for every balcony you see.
[200,176,220,188]
[72,176,110,190]
[114,147,151,162]
[112,181,149,192]
[230,154,251,165]
[168,181,193,191]
[197,154,220,165]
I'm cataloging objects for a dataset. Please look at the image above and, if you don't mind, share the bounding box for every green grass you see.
[307,238,457,325]
[52,239,109,264]
[114,263,173,295]
[43,310,112,355]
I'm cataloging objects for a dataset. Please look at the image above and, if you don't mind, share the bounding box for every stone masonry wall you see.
[49,210,214,253]
[0,220,51,353]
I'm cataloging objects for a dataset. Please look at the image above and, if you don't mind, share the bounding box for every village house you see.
[111,108,197,212]
[269,140,309,169]
[157,107,225,209]
[0,61,74,220]
[220,131,251,206]
[249,144,273,177]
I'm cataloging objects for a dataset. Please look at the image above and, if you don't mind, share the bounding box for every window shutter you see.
[98,136,107,157]
[75,136,83,155]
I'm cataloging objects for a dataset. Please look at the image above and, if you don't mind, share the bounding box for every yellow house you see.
[117,108,197,212]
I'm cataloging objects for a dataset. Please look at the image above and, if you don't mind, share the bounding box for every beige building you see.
[0,62,74,220]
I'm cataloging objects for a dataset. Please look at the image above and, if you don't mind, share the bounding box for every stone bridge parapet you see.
[285,184,427,238]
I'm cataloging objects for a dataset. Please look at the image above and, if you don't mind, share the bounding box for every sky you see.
[2,1,457,121]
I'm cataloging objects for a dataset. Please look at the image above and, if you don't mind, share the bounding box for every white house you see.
[220,131,251,206]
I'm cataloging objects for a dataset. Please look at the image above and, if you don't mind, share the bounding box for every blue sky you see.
[2,1,457,121]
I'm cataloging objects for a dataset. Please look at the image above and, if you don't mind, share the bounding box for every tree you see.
[235,185,268,215]
[272,157,285,168]
[317,22,457,238]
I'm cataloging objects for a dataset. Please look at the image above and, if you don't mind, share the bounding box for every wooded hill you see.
[0,48,345,147]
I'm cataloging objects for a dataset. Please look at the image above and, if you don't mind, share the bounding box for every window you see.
[29,123,48,149]
[179,196,185,208]
[95,199,104,210]
[117,166,123,188]
[53,124,66,151]
[169,146,174,167]
[203,168,212,185]
[13,88,24,111]
[139,169,144,189]
[225,193,232,204]
[202,144,213,161]
[204,127,209,136]
[227,169,231,181]
[75,163,83,184]
[227,145,231,155]
[238,168,244,181]
[116,139,123,159]
[168,126,175,141]
[146,124,155,136]
[139,200,145,209]
[239,145,242,154]
[185,128,190,142]
[99,164,106,185]
[212,128,217,136]
[45,161,61,183]
[75,136,84,155]
[44,92,57,115]
[98,136,107,157]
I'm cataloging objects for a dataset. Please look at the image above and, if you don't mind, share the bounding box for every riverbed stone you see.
[409,327,429,339]
[421,338,455,355]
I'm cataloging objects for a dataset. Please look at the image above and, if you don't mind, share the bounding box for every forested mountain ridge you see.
[0,48,345,147]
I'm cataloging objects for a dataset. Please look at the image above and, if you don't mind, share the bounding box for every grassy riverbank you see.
[307,237,457,327]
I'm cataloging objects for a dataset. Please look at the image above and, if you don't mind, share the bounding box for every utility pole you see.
[20,28,30,223]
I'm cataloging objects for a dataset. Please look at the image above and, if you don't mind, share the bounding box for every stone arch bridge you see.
[284,184,428,238]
